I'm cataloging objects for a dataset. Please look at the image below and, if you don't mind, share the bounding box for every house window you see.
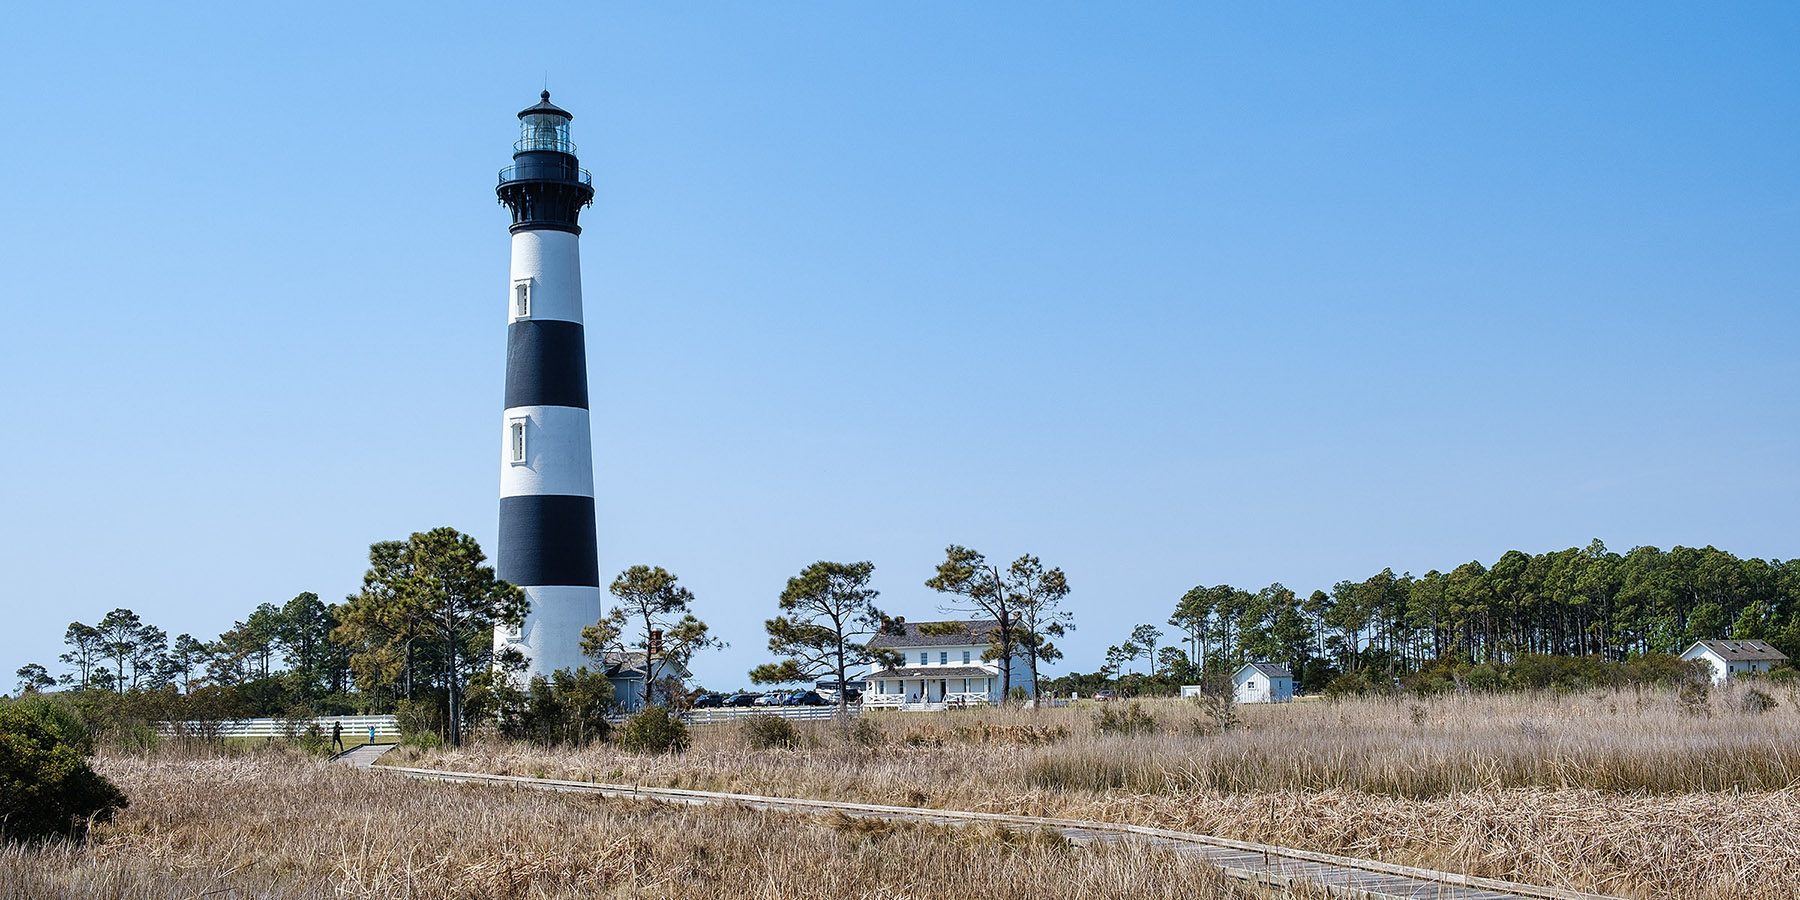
[920,652,928,666]
[962,651,971,664]
[940,652,948,665]
[1247,680,1256,690]
[508,417,528,465]
[877,680,885,694]
[513,279,532,318]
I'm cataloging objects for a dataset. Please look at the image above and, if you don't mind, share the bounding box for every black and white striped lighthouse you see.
[494,92,599,681]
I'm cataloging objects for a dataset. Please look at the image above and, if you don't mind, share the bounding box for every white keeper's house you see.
[1679,639,1789,685]
[863,619,1034,709]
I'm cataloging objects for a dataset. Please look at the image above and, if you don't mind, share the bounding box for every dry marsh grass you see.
[412,686,1800,900]
[0,751,1267,900]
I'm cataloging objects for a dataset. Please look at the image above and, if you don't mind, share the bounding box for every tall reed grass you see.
[412,685,1800,900]
[0,750,1260,900]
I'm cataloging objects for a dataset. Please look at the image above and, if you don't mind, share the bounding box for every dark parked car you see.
[724,693,760,707]
[692,693,725,709]
[783,690,827,706]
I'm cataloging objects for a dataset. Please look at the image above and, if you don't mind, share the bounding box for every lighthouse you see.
[494,92,600,681]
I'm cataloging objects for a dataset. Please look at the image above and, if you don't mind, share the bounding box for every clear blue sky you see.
[3,3,1795,690]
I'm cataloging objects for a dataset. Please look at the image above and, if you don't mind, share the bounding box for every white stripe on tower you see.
[493,92,601,683]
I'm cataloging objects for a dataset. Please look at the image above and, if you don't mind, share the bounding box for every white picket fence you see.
[681,705,855,726]
[157,715,401,740]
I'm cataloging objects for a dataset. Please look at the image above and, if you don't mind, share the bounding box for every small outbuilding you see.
[1680,640,1789,685]
[1232,662,1294,704]
[600,652,693,712]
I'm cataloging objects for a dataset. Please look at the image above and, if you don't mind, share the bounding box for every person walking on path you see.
[368,724,377,746]
[330,720,344,753]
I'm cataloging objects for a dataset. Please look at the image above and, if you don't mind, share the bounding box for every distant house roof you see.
[867,619,999,649]
[1234,662,1292,680]
[600,651,692,681]
[867,665,997,680]
[1686,640,1789,663]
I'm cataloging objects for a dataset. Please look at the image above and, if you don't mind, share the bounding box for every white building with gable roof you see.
[862,619,1034,709]
[1680,640,1789,685]
[1232,662,1294,704]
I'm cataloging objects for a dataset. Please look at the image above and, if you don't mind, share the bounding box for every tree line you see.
[11,527,735,748]
[18,534,1790,740]
[1059,540,1798,694]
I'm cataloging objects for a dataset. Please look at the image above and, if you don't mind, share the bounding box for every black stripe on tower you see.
[497,494,601,587]
[505,320,589,410]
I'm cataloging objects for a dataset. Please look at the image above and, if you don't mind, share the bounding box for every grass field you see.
[404,685,1800,900]
[5,684,1794,899]
[1,752,1265,900]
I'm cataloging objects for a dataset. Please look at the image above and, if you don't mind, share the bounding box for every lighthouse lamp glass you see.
[519,114,574,154]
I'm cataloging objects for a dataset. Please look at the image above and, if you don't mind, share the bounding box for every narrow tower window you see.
[509,417,529,465]
[513,279,533,318]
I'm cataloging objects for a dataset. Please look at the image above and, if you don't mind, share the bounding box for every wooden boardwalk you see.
[374,764,1622,900]
[328,742,396,768]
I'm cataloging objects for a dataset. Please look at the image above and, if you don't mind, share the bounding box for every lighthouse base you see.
[496,584,605,683]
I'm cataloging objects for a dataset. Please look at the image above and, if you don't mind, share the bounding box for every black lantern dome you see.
[497,91,594,234]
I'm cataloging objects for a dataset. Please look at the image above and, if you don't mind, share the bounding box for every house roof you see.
[868,665,998,680]
[600,651,693,680]
[867,619,1000,649]
[1234,662,1292,680]
[1687,640,1789,662]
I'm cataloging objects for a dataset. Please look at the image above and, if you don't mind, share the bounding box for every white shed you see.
[1680,640,1789,685]
[1232,663,1294,704]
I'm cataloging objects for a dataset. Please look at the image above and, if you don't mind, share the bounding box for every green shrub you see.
[401,730,443,752]
[1741,687,1778,715]
[1677,681,1712,718]
[1324,671,1375,699]
[395,699,443,744]
[297,722,327,756]
[1462,664,1506,693]
[740,713,799,750]
[617,705,690,754]
[0,700,129,842]
[501,668,614,747]
[1094,701,1159,737]
[839,716,884,749]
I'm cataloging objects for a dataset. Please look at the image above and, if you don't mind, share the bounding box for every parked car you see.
[724,693,760,707]
[752,691,786,707]
[783,690,827,706]
[1094,690,1117,702]
[840,688,862,704]
[692,693,725,709]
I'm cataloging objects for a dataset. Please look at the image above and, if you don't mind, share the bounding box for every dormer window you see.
[513,279,533,318]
